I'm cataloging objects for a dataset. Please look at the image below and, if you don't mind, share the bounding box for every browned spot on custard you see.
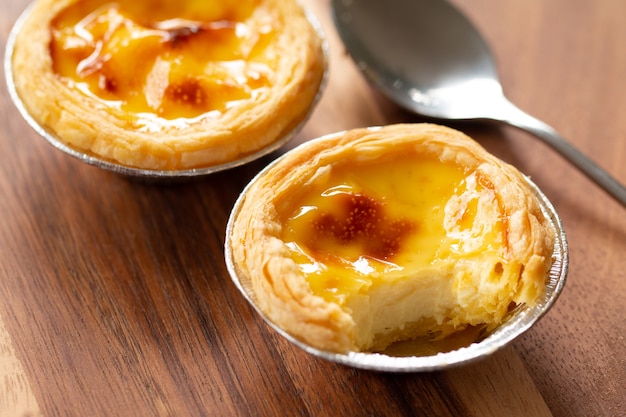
[47,0,273,120]
[159,21,238,49]
[166,78,208,106]
[164,25,205,47]
[306,193,416,261]
[101,76,118,93]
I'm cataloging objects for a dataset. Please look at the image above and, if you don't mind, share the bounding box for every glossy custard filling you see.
[282,154,507,306]
[49,0,275,129]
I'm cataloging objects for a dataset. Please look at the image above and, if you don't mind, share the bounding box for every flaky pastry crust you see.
[11,0,325,170]
[228,124,556,353]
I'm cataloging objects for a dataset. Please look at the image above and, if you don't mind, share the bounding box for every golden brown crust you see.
[11,0,325,170]
[228,124,556,353]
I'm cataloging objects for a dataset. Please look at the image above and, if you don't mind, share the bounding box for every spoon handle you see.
[496,99,626,207]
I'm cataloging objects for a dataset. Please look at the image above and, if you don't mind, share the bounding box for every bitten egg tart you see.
[8,0,326,172]
[226,124,560,357]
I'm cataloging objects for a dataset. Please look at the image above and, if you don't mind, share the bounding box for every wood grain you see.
[1,316,41,417]
[1,0,624,416]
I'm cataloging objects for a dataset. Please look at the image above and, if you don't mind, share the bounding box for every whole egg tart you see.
[10,0,325,171]
[227,124,556,354]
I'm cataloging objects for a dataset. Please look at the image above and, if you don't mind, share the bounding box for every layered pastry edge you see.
[228,123,556,353]
[10,0,326,170]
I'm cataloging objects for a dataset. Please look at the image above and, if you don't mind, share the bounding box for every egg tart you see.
[227,124,556,354]
[9,0,325,171]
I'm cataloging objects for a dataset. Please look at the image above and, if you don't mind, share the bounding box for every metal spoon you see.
[331,0,626,206]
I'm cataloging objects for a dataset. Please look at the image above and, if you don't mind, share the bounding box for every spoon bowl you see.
[331,0,626,206]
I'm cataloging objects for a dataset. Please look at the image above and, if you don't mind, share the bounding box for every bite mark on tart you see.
[228,124,556,353]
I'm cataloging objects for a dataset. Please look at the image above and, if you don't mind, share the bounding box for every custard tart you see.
[10,0,325,171]
[227,124,556,353]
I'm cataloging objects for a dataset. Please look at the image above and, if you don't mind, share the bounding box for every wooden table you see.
[1,0,624,416]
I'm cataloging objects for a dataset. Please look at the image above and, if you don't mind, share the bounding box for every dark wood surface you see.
[1,0,624,416]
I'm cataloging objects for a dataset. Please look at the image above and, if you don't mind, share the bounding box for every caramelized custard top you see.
[281,154,507,305]
[49,0,275,127]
